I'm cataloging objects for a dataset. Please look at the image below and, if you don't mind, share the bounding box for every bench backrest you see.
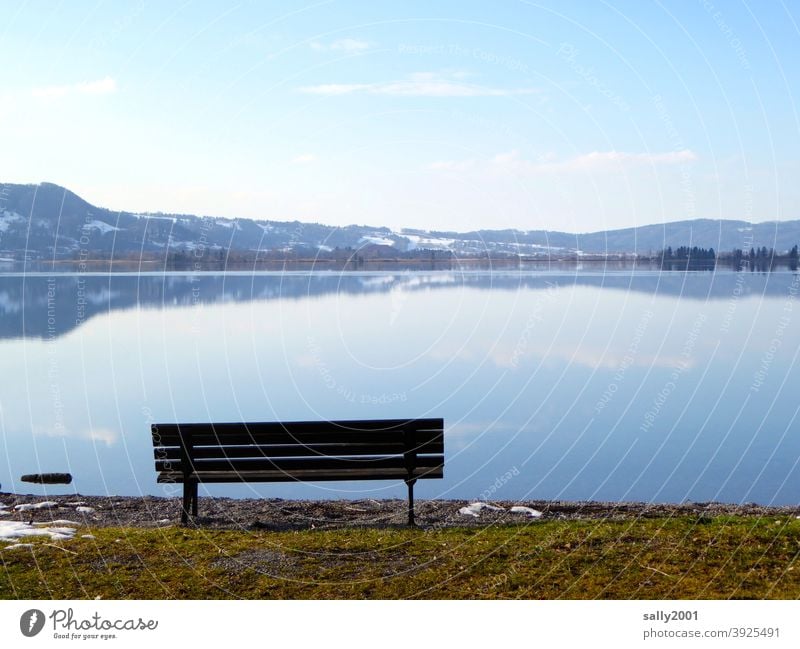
[152,418,444,484]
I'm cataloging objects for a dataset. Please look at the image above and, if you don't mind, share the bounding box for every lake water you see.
[1,269,799,505]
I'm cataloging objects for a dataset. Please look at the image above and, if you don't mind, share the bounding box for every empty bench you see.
[151,418,444,526]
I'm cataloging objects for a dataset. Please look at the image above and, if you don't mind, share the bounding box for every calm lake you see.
[1,268,799,505]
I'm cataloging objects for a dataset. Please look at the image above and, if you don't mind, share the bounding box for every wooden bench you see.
[151,418,444,526]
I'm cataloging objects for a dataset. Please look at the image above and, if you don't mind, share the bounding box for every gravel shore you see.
[3,493,799,531]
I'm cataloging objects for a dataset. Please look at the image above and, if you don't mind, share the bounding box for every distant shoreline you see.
[3,255,798,274]
[6,257,649,273]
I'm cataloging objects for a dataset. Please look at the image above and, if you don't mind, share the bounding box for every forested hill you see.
[1,182,798,260]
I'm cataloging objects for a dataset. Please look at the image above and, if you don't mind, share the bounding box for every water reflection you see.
[1,269,794,340]
[1,269,798,505]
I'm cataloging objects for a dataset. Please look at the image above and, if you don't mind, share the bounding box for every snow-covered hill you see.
[1,182,798,260]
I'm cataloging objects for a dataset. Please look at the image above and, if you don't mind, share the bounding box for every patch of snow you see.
[2,543,34,550]
[401,234,455,250]
[0,520,77,543]
[0,511,10,517]
[520,242,559,250]
[510,506,542,518]
[458,502,505,518]
[75,506,96,514]
[0,210,24,233]
[14,501,58,511]
[359,235,396,247]
[83,220,121,234]
[81,534,95,539]
[142,214,177,224]
[469,502,504,512]
[396,233,419,251]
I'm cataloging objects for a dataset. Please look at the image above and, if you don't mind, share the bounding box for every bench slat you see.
[155,454,444,474]
[151,418,443,446]
[157,465,444,483]
[153,439,443,461]
[152,430,443,447]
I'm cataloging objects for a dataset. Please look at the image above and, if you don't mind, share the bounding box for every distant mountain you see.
[0,182,397,260]
[1,182,798,260]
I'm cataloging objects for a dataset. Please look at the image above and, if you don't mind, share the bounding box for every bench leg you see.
[406,478,417,527]
[181,480,197,525]
[181,488,189,525]
[191,481,198,517]
[181,481,199,525]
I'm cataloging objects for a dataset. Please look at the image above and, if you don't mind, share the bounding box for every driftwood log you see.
[20,473,73,485]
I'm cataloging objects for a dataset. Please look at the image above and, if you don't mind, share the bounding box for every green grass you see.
[3,516,800,599]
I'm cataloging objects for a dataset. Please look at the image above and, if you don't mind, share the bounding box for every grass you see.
[2,515,800,599]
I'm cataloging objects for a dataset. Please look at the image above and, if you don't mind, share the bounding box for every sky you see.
[1,0,799,233]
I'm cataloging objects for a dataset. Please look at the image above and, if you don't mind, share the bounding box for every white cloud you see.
[31,76,117,99]
[33,425,118,446]
[331,38,371,51]
[76,77,117,94]
[426,159,477,171]
[555,149,698,171]
[291,153,317,164]
[430,149,697,176]
[302,83,371,95]
[311,38,371,52]
[84,428,118,445]
[299,73,538,98]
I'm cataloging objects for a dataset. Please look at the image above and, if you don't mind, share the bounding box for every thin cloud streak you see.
[291,153,317,164]
[311,38,371,52]
[31,77,117,99]
[331,38,370,51]
[428,149,698,174]
[299,73,538,98]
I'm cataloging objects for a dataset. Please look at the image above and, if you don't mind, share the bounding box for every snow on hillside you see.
[0,210,24,232]
[359,235,395,247]
[83,220,120,234]
[402,234,456,250]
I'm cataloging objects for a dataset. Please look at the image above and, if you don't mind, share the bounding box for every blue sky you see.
[1,0,798,232]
